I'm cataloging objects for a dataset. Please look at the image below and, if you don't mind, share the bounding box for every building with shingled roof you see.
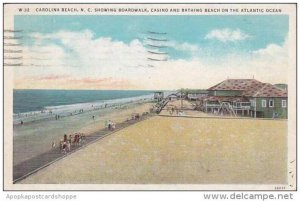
[201,79,288,118]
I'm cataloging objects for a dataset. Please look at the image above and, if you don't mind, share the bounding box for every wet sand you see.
[21,116,287,184]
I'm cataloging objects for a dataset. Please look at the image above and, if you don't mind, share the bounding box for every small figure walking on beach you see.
[81,134,86,143]
[51,140,56,149]
[67,141,71,152]
[59,139,64,153]
[111,122,116,130]
[69,134,73,145]
[20,120,23,125]
[92,115,95,120]
[64,134,68,142]
[62,142,67,154]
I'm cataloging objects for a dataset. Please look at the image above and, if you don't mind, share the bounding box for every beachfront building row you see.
[196,79,288,118]
[187,90,208,101]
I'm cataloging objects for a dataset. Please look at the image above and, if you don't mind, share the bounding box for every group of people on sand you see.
[52,133,86,154]
[132,113,140,120]
[105,120,116,131]
[167,106,184,116]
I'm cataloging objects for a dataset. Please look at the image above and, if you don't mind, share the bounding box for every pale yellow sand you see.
[20,116,287,184]
[160,100,212,117]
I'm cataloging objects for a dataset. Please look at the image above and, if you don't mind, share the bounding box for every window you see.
[282,100,287,108]
[250,99,256,107]
[262,100,266,108]
[269,99,274,107]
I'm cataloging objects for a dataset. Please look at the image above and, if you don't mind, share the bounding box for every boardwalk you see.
[13,114,153,183]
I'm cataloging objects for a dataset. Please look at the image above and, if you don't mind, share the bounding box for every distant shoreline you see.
[13,96,154,126]
[13,89,160,114]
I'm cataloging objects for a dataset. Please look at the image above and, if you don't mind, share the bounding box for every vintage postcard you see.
[3,3,297,190]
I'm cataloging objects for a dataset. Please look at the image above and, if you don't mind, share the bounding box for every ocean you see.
[13,89,154,114]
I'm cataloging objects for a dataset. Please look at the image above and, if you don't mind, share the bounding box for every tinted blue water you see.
[13,89,154,114]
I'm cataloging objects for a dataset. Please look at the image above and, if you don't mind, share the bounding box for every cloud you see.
[252,41,287,61]
[205,28,251,42]
[21,44,66,67]
[27,30,150,69]
[14,29,289,90]
[37,75,71,80]
[14,74,135,90]
[169,41,200,52]
[68,77,134,89]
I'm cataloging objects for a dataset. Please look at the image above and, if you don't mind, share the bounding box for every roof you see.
[187,91,208,94]
[274,83,288,90]
[207,79,287,98]
[249,83,287,98]
[208,79,263,91]
[168,94,178,98]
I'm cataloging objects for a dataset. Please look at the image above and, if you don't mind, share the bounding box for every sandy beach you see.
[13,101,154,166]
[20,116,287,184]
[160,99,212,117]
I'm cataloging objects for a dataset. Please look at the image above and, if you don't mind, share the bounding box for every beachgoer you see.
[108,120,112,130]
[62,142,67,154]
[92,115,95,120]
[69,135,72,145]
[20,120,23,125]
[78,135,82,146]
[64,134,67,142]
[74,134,81,146]
[81,134,86,143]
[73,134,77,146]
[52,141,56,149]
[59,139,64,152]
[67,141,71,152]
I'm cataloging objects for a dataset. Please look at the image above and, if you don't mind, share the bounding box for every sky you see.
[12,15,289,90]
